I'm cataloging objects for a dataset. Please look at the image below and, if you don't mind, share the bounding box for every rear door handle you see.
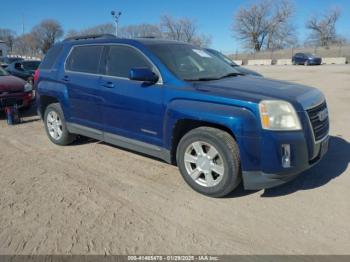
[62,75,70,82]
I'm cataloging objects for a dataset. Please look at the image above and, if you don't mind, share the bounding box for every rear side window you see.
[40,44,63,70]
[106,45,151,78]
[66,45,104,74]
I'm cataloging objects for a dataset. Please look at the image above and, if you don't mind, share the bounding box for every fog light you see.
[281,144,291,168]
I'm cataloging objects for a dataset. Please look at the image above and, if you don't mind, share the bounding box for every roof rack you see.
[63,34,117,42]
[136,36,157,39]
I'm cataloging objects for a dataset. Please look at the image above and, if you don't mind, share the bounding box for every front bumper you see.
[0,91,33,110]
[308,59,322,65]
[240,130,329,190]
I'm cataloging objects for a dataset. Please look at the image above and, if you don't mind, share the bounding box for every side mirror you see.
[129,68,159,84]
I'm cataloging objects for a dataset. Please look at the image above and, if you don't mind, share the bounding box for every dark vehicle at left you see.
[292,53,322,66]
[0,56,24,69]
[0,66,33,111]
[205,48,263,77]
[6,60,41,83]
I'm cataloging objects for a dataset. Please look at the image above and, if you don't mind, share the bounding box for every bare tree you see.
[32,19,63,54]
[266,0,296,49]
[160,15,183,41]
[306,8,341,47]
[232,0,296,52]
[160,15,211,47]
[13,33,40,57]
[80,23,115,35]
[232,1,270,51]
[119,24,162,38]
[65,29,80,38]
[65,24,115,39]
[0,29,16,53]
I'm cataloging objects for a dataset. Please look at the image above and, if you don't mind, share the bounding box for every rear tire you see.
[44,103,76,145]
[176,127,241,198]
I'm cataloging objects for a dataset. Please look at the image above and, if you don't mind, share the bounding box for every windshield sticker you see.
[192,49,212,58]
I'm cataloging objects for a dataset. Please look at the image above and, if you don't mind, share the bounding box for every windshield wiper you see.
[184,72,244,82]
[184,77,220,82]
[218,72,245,79]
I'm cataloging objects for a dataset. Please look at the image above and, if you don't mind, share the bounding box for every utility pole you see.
[111,10,122,37]
[22,13,25,35]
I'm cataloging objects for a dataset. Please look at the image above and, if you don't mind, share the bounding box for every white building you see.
[0,40,8,57]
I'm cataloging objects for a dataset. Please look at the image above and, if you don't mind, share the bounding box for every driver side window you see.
[106,45,152,78]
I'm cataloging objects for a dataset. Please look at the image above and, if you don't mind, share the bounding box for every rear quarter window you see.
[65,45,104,74]
[40,44,63,70]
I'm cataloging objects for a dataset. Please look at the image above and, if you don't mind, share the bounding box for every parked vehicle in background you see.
[6,60,41,84]
[205,48,263,77]
[36,35,329,197]
[0,66,34,111]
[292,53,322,66]
[0,57,24,69]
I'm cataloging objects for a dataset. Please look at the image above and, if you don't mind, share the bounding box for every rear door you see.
[99,44,164,146]
[63,45,105,130]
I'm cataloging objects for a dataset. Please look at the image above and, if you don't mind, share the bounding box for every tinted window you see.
[22,61,41,70]
[66,45,104,74]
[40,44,63,69]
[106,45,151,78]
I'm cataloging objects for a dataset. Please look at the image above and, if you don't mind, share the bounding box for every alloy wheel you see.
[184,141,225,187]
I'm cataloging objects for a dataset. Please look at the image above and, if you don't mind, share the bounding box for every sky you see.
[1,0,350,53]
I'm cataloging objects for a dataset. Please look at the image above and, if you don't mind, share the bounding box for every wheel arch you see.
[170,119,237,165]
[38,95,59,119]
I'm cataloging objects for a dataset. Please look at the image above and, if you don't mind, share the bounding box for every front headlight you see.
[24,83,33,92]
[259,100,302,130]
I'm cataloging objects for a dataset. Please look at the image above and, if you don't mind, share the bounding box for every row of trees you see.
[0,20,63,56]
[0,15,211,57]
[233,0,344,51]
[0,0,346,57]
[66,15,212,47]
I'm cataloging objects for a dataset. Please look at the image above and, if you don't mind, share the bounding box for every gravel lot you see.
[0,65,349,255]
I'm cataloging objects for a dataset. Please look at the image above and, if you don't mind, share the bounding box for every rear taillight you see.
[34,69,40,84]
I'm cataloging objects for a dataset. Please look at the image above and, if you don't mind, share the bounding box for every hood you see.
[0,75,26,92]
[193,75,324,111]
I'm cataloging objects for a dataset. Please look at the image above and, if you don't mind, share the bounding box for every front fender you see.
[163,99,260,149]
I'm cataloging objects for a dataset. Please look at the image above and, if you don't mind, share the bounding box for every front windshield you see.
[207,49,238,66]
[22,61,41,70]
[147,44,241,81]
[0,67,9,76]
[304,53,315,57]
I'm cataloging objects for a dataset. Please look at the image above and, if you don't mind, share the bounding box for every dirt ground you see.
[0,65,349,255]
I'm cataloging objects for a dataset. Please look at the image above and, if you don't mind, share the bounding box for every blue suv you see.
[35,34,329,197]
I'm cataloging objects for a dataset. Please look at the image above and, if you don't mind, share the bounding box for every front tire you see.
[176,127,241,197]
[44,103,76,145]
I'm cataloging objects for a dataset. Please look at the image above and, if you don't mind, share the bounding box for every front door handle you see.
[101,81,115,88]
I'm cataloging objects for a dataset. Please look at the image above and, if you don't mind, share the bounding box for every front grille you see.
[306,101,329,142]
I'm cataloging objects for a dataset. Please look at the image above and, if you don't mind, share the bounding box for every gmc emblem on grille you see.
[318,108,328,121]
